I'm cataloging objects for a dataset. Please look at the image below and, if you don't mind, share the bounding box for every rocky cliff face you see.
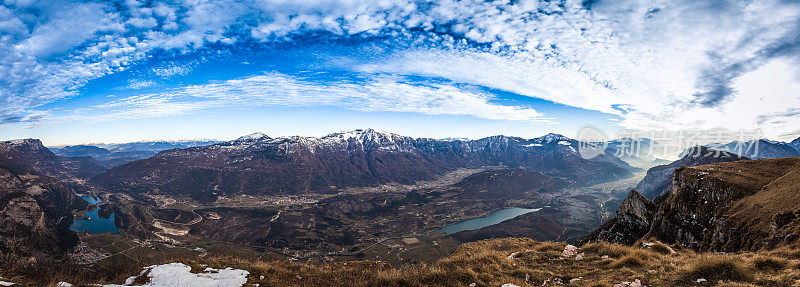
[635,146,745,201]
[0,142,86,261]
[646,157,800,251]
[576,190,656,245]
[92,130,635,201]
[583,157,800,252]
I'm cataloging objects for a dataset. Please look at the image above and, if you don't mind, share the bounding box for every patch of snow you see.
[103,263,249,287]
[124,276,137,285]
[0,281,15,286]
[439,137,470,142]
[523,143,543,147]
[56,283,72,287]
[558,140,571,146]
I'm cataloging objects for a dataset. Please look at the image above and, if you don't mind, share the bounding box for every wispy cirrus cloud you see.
[56,73,550,123]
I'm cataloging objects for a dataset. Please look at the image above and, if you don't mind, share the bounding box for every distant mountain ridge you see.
[1,139,106,186]
[51,140,220,168]
[790,137,800,152]
[708,139,800,159]
[92,129,636,202]
[604,137,670,168]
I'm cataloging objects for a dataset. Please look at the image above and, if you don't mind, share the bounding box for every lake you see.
[69,196,119,234]
[436,207,541,234]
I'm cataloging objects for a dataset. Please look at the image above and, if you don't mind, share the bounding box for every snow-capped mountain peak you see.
[320,129,414,151]
[236,132,270,141]
[533,133,570,143]
[324,129,397,142]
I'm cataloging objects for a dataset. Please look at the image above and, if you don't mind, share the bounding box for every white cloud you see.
[1,0,800,138]
[122,79,157,89]
[151,63,193,78]
[59,73,549,123]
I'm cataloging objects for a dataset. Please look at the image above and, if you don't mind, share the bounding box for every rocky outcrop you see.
[646,157,800,251]
[576,190,656,245]
[635,146,745,201]
[0,142,86,261]
[584,157,800,252]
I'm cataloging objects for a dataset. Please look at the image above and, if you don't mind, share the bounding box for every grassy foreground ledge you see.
[137,238,800,286]
[5,237,800,286]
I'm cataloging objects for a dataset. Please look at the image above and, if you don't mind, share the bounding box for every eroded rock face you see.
[584,157,800,252]
[576,190,656,245]
[2,196,46,228]
[0,141,86,261]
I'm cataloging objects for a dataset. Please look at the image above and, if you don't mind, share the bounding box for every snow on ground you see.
[101,263,249,287]
[0,280,14,286]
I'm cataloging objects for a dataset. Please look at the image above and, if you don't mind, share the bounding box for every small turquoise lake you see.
[70,196,119,234]
[436,207,541,234]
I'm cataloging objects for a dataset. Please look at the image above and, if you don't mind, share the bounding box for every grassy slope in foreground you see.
[38,238,797,286]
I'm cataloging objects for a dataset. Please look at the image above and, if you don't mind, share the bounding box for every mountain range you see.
[91,129,637,202]
[51,140,220,168]
[708,139,800,159]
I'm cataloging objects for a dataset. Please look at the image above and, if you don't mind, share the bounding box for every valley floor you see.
[89,169,645,267]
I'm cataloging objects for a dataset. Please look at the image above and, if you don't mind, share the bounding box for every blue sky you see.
[1,0,800,145]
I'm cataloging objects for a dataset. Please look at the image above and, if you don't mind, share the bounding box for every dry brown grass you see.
[581,241,632,258]
[8,237,800,286]
[752,256,789,271]
[679,256,753,283]
[649,242,674,255]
